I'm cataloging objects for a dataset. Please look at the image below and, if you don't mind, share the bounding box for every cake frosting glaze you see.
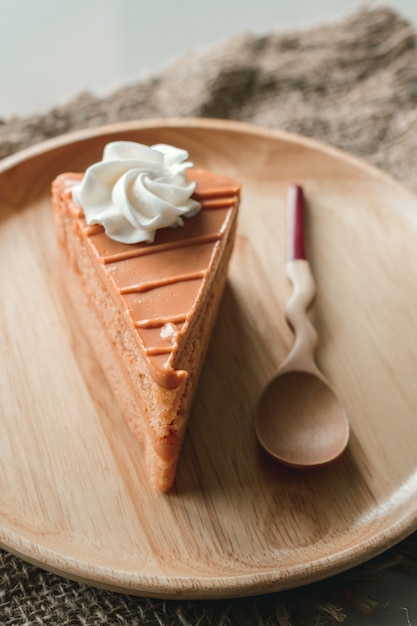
[52,142,240,491]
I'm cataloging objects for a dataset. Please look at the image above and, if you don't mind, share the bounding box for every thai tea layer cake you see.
[52,141,240,491]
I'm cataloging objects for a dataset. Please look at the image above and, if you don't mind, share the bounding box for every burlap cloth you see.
[2,6,417,625]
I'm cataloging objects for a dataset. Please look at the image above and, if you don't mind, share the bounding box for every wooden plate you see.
[1,118,417,599]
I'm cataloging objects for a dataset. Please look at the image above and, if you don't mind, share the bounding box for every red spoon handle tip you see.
[287,185,306,261]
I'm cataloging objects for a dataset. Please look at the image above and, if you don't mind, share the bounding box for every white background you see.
[2,1,417,624]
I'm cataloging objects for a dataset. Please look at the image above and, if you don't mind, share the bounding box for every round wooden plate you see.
[1,118,417,599]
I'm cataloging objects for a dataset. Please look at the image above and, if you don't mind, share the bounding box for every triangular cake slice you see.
[52,152,240,491]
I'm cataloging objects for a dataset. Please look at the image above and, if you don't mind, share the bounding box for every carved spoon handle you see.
[282,186,319,375]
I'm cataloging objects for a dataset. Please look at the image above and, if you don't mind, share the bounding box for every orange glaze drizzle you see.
[145,346,174,356]
[119,270,207,295]
[134,314,188,329]
[100,234,223,265]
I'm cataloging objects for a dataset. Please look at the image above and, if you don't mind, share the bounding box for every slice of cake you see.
[52,141,240,491]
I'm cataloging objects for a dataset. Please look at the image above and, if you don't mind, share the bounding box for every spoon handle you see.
[283,186,319,373]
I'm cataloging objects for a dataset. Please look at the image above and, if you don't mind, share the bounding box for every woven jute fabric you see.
[1,6,417,625]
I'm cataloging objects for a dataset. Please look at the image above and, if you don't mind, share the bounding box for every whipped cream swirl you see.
[72,141,201,244]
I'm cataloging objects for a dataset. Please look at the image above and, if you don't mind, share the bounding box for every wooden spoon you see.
[255,185,349,468]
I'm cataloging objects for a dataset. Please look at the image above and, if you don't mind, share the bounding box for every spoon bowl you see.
[256,371,349,468]
[255,185,349,468]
